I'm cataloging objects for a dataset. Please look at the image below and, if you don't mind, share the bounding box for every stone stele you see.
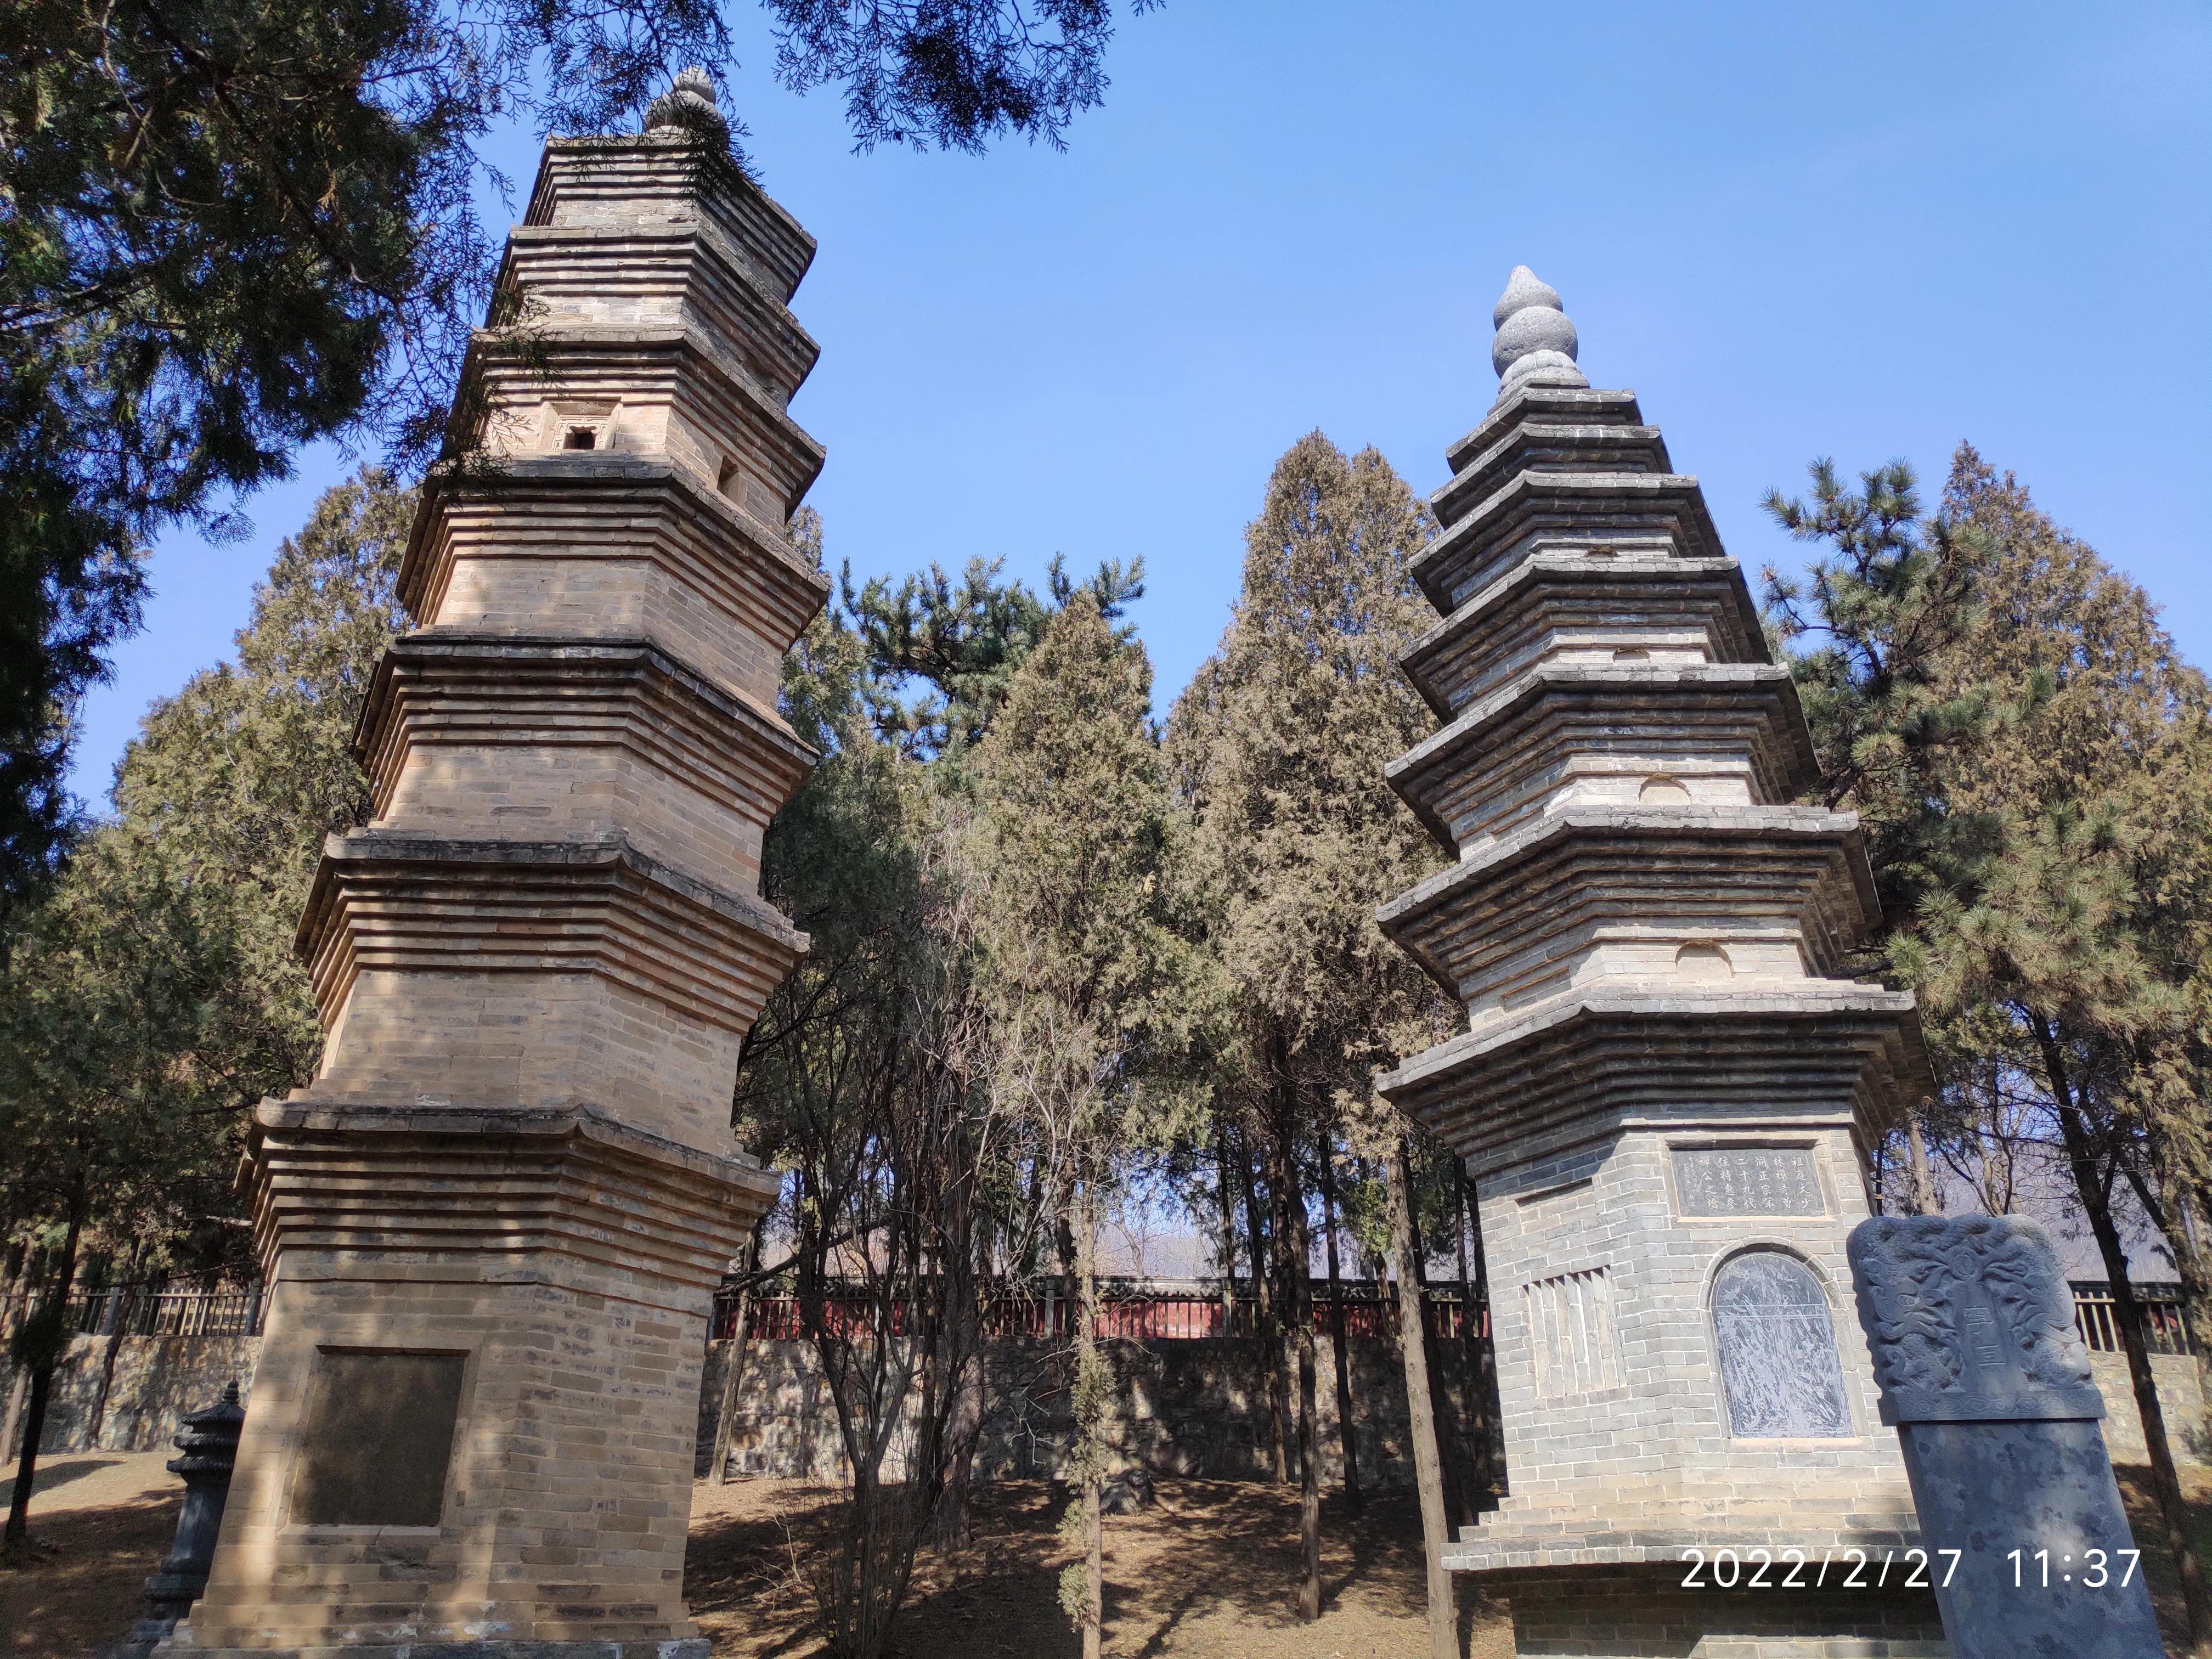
[1375,269,1946,1658]
[1849,1214,2163,1659]
[161,74,826,1659]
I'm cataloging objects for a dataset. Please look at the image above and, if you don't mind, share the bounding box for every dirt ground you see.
[0,1453,1491,1658]
[5,1452,2210,1658]
[685,1476,1510,1658]
[1,1452,183,1656]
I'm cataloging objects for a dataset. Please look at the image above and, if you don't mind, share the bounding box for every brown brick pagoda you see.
[171,74,823,1657]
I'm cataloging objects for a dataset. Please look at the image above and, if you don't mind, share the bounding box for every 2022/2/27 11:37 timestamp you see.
[2007,1549,2141,1588]
[1677,1547,2144,1590]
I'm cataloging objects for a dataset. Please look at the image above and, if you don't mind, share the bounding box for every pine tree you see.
[1768,445,2212,1654]
[843,554,1142,757]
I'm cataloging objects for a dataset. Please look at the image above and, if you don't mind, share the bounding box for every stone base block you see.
[155,1640,709,1659]
[177,1104,775,1653]
[1486,1562,1945,1659]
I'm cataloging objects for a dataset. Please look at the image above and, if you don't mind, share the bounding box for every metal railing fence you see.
[710,1280,1484,1344]
[0,1279,267,1340]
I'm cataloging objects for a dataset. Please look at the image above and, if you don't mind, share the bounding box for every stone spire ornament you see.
[1490,264,1587,401]
[645,64,727,138]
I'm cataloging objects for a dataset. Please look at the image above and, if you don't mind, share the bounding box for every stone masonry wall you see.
[7,1333,262,1454]
[13,1331,2204,1479]
[2094,1351,2208,1463]
[695,1334,1487,1491]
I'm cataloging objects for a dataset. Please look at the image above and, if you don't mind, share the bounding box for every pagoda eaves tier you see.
[1380,376,1927,1163]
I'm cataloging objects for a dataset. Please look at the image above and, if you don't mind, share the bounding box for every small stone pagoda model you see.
[170,73,825,1657]
[1376,269,1945,1656]
[112,1383,246,1657]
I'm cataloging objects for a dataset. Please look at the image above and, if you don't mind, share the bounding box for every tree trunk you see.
[1215,1128,1239,1336]
[0,1245,38,1472]
[2166,1176,2212,1445]
[83,1327,122,1451]
[1455,1164,1502,1508]
[1904,1111,1940,1215]
[5,1201,84,1548]
[1387,1139,1457,1659]
[709,1223,764,1485]
[1273,1093,1321,1622]
[933,1227,987,1551]
[1269,1132,1304,1488]
[1319,1128,1362,1516]
[2040,1028,2212,1656]
[1075,1178,1105,1659]
[1237,1126,1288,1481]
[1406,1174,1465,1534]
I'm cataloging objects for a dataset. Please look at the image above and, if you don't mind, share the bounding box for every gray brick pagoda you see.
[1376,268,1946,1658]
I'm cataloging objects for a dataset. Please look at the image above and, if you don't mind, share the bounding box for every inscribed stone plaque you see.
[1848,1216,2158,1659]
[1673,1146,1823,1217]
[1711,1250,1853,1437]
[1847,1213,2106,1423]
[288,1350,465,1527]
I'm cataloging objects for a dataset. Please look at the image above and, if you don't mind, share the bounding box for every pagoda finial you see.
[1491,264,1587,401]
[645,66,725,137]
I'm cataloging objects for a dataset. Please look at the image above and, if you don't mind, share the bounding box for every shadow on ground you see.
[1,1452,178,1658]
[0,1455,124,1509]
[2116,1463,2212,1655]
[686,1475,1508,1658]
[21,1458,2208,1658]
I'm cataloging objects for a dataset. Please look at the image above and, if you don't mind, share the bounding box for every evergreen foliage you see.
[1767,443,2212,1649]
[1168,432,1449,1097]
[734,520,1168,1657]
[1761,458,2011,928]
[766,0,1158,153]
[966,595,1194,1657]
[844,554,1143,758]
[0,0,1153,899]
[2,466,410,1277]
[1166,430,1458,1617]
[0,466,408,1543]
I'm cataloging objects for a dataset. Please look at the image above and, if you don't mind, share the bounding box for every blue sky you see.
[66,1,2212,803]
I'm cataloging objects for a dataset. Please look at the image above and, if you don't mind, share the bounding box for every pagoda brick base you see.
[1488,1564,1943,1659]
[169,1107,776,1653]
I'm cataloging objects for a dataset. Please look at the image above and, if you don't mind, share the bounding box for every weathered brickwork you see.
[163,75,822,1659]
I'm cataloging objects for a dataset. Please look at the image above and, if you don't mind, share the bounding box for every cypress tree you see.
[967,594,1194,1659]
[1167,430,1457,1621]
